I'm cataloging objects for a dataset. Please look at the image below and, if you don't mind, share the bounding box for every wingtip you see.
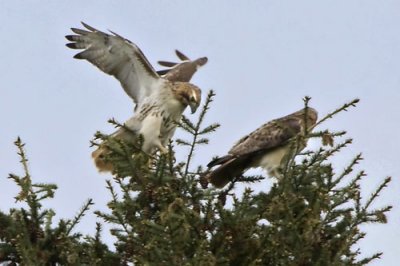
[156,69,170,76]
[81,21,95,31]
[157,60,178,67]
[65,35,74,41]
[73,53,84,59]
[66,43,77,49]
[175,49,190,61]
[71,27,90,35]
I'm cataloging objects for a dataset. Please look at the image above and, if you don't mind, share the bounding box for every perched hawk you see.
[206,107,318,188]
[65,22,206,172]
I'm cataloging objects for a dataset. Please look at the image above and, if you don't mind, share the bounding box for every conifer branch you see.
[66,198,94,235]
[180,90,219,177]
[363,177,391,211]
[14,137,30,180]
[313,98,360,129]
[330,154,363,189]
[101,180,130,234]
[2,138,119,265]
[317,139,353,165]
[44,209,55,232]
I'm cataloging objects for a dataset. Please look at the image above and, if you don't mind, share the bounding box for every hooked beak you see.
[189,102,199,114]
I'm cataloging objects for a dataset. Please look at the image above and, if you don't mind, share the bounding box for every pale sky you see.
[0,1,399,264]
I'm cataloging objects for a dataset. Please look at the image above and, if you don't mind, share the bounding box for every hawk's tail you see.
[92,145,114,173]
[91,125,137,173]
[206,155,247,188]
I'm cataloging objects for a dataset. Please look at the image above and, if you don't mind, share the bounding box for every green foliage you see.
[0,138,118,265]
[1,93,392,265]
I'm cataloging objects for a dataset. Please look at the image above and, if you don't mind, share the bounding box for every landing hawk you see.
[65,22,206,172]
[206,107,318,188]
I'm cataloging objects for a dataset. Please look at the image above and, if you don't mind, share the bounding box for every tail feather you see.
[206,155,248,188]
[92,145,114,173]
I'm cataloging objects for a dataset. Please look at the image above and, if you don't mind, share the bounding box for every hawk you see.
[65,22,206,172]
[206,107,318,188]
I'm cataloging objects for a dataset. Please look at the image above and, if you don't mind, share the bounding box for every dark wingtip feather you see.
[81,21,97,32]
[65,35,76,41]
[73,52,84,59]
[158,61,178,67]
[66,43,78,49]
[156,69,170,75]
[71,27,90,35]
[175,49,190,61]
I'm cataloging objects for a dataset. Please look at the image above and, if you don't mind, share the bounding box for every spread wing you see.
[158,50,188,68]
[157,50,208,82]
[65,22,164,106]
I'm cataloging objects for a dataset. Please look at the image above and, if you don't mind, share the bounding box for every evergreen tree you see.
[0,138,118,265]
[1,92,392,265]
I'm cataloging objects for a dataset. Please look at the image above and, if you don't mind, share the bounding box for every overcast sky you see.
[0,1,399,264]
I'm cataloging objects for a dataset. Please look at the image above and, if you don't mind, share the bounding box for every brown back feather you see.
[206,107,318,187]
[229,108,317,156]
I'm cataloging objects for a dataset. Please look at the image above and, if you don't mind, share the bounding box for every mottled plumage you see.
[206,108,318,188]
[66,22,204,172]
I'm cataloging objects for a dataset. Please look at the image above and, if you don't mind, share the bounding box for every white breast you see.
[138,114,164,153]
[252,146,289,177]
[136,96,185,154]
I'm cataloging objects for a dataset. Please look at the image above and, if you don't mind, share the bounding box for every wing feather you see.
[229,117,302,156]
[66,22,163,105]
[158,61,178,67]
[175,49,190,61]
[156,69,170,76]
[157,50,208,82]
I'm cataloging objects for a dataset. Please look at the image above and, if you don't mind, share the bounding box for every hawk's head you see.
[173,82,202,114]
[297,107,318,128]
[287,107,318,132]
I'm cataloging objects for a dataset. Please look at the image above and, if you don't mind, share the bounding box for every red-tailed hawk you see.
[65,22,206,172]
[206,107,318,188]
